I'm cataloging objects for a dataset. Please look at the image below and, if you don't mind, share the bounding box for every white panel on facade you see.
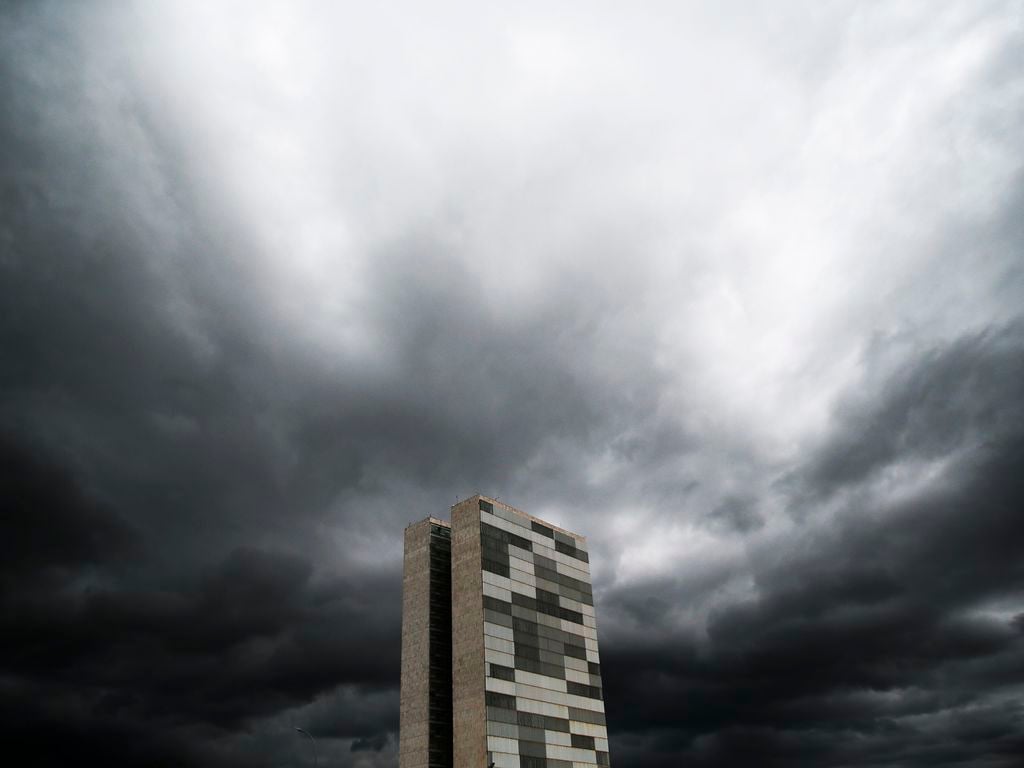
[486,677,517,696]
[568,721,607,738]
[487,736,519,755]
[485,648,515,668]
[485,513,525,536]
[490,752,519,768]
[545,744,575,761]
[484,634,515,654]
[509,579,537,598]
[516,683,569,706]
[536,612,561,629]
[527,530,553,548]
[483,581,513,602]
[532,542,557,560]
[564,656,589,672]
[554,557,591,579]
[515,697,569,718]
[491,506,529,529]
[534,577,561,594]
[507,550,535,573]
[545,730,573,747]
[509,565,535,586]
[560,596,584,613]
[565,667,591,685]
[508,542,533,561]
[566,695,604,713]
[482,570,512,590]
[483,621,515,642]
[516,670,569,692]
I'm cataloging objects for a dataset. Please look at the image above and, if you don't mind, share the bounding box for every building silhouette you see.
[400,495,610,768]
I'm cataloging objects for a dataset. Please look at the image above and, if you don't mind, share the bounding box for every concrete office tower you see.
[401,495,610,768]
[400,517,453,768]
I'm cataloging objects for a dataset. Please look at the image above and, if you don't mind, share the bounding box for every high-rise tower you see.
[400,517,453,768]
[400,496,610,768]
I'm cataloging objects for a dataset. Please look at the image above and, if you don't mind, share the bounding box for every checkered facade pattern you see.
[401,495,610,768]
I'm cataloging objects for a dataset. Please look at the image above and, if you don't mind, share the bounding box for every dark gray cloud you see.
[600,327,1024,766]
[2,1,1023,766]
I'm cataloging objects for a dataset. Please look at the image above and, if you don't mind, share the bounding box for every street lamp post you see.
[294,727,318,767]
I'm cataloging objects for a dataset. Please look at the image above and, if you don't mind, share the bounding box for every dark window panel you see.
[567,682,603,700]
[538,648,565,665]
[483,596,512,615]
[588,662,601,676]
[489,663,516,681]
[519,739,547,758]
[515,644,541,661]
[540,662,566,679]
[512,617,539,635]
[533,553,558,571]
[487,706,518,724]
[481,536,510,555]
[484,609,514,628]
[513,631,540,650]
[485,691,517,709]
[568,707,606,725]
[480,499,494,513]
[535,588,560,606]
[554,539,576,556]
[531,521,555,538]
[558,606,584,624]
[517,711,546,728]
[544,716,570,732]
[481,558,510,578]
[564,643,587,660]
[571,734,596,750]
[534,565,559,584]
[517,726,546,744]
[539,636,564,654]
[512,592,537,610]
[512,605,539,623]
[596,750,610,766]
[514,656,543,675]
[481,522,533,552]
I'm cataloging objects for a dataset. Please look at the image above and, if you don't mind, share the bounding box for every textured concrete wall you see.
[400,520,432,768]
[452,498,487,768]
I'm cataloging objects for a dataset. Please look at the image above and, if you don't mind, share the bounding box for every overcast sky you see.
[2,1,1023,766]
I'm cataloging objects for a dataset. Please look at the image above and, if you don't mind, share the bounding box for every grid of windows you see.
[479,500,610,768]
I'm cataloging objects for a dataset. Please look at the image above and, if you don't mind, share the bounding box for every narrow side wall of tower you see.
[452,499,488,768]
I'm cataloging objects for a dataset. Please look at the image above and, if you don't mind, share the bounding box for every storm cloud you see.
[2,1,1023,766]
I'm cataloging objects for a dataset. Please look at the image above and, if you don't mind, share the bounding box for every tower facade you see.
[401,496,610,768]
[400,517,453,768]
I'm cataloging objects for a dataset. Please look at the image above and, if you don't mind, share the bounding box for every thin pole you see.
[294,727,318,767]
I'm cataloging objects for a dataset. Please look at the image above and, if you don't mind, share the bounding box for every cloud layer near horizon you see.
[2,2,1023,766]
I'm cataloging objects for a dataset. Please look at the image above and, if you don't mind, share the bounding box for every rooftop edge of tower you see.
[404,516,451,531]
[406,495,586,542]
[453,494,587,542]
